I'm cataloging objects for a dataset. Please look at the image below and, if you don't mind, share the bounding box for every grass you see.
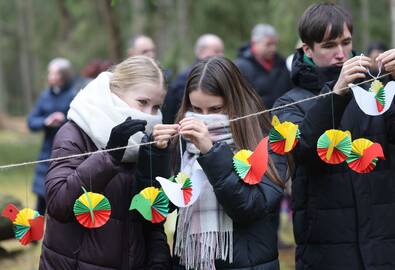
[0,129,295,269]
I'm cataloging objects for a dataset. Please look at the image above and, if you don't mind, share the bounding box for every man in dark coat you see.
[161,34,224,124]
[235,24,292,108]
[27,58,76,215]
[273,3,395,270]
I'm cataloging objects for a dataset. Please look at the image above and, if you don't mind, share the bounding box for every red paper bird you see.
[2,204,44,245]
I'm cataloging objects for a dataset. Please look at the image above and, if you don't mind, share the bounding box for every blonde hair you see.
[109,55,164,95]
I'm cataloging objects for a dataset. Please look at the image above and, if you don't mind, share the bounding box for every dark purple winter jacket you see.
[39,121,171,270]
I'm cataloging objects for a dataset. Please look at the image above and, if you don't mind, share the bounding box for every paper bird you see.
[2,204,44,245]
[233,136,269,185]
[130,187,169,223]
[350,80,395,116]
[346,138,385,173]
[269,115,300,154]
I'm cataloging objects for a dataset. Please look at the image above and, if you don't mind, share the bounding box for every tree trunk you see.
[176,0,189,68]
[391,0,395,47]
[360,0,370,50]
[16,0,34,111]
[99,0,122,63]
[56,0,73,41]
[130,0,145,35]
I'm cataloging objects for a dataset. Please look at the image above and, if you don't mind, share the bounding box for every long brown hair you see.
[174,56,284,187]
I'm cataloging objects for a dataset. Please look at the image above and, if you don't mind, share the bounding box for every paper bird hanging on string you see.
[233,136,269,185]
[2,204,44,245]
[73,187,111,229]
[269,115,300,154]
[130,187,169,223]
[346,138,385,173]
[156,172,203,208]
[349,81,395,116]
[317,129,352,164]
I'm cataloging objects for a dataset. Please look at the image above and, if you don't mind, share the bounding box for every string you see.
[331,91,335,129]
[179,134,184,169]
[149,143,153,186]
[0,72,391,171]
[359,53,383,80]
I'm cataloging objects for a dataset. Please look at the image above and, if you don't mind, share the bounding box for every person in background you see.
[27,57,77,215]
[127,34,157,59]
[162,33,224,124]
[235,23,292,108]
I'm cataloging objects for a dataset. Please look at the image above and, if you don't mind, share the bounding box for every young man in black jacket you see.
[274,3,395,270]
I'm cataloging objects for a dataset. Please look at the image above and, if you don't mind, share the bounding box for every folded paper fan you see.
[130,187,169,223]
[350,81,395,115]
[317,129,352,164]
[346,138,385,173]
[370,80,385,112]
[2,204,44,245]
[73,187,111,228]
[233,136,269,185]
[269,115,300,154]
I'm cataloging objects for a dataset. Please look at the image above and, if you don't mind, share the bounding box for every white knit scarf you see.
[67,72,162,162]
[175,112,234,270]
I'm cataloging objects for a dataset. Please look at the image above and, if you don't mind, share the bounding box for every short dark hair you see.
[298,3,353,48]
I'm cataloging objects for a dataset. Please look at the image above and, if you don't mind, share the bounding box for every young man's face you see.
[303,23,352,67]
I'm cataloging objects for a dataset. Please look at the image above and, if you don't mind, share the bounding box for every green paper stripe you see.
[93,197,111,211]
[336,135,352,155]
[233,158,251,179]
[169,176,176,183]
[14,224,30,240]
[269,128,284,143]
[182,178,192,189]
[375,87,385,106]
[153,191,169,216]
[317,133,330,149]
[73,199,90,215]
[346,151,361,164]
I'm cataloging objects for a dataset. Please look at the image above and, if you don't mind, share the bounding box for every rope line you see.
[0,72,391,170]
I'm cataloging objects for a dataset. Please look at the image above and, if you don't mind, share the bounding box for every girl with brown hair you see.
[153,56,288,270]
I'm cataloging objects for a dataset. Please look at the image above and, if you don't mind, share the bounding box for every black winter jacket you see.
[172,143,287,270]
[235,44,292,108]
[274,48,395,270]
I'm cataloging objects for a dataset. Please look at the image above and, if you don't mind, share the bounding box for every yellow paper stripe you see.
[352,138,373,155]
[141,187,159,204]
[79,192,104,209]
[234,150,252,164]
[14,208,36,226]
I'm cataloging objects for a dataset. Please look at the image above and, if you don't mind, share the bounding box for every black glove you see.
[106,117,147,162]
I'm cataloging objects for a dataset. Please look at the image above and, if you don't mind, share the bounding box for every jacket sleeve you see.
[45,125,121,223]
[135,137,171,269]
[273,93,306,125]
[293,85,351,163]
[27,92,47,131]
[197,142,285,224]
[143,222,171,269]
[135,135,171,189]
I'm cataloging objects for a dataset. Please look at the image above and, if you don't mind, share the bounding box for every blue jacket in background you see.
[27,82,76,196]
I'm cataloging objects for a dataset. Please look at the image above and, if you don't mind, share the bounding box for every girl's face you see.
[189,89,225,115]
[121,82,165,115]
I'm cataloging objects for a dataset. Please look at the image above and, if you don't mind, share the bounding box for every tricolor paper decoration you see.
[1,204,44,245]
[346,138,385,173]
[156,172,202,208]
[317,129,352,164]
[269,115,300,154]
[350,81,395,116]
[233,136,269,185]
[130,187,169,223]
[73,187,111,228]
